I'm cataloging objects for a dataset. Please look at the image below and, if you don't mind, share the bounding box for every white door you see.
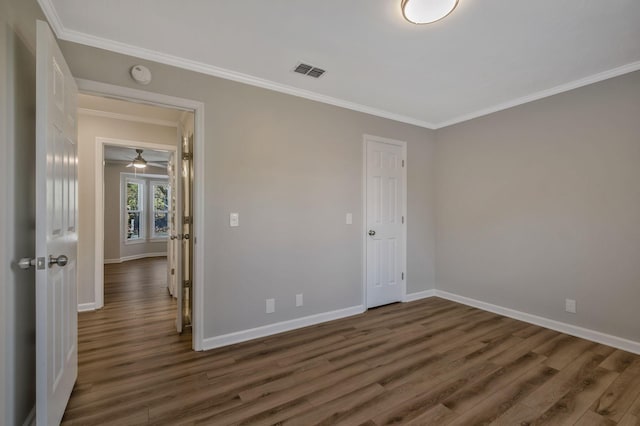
[167,151,183,332]
[35,20,78,425]
[365,137,406,308]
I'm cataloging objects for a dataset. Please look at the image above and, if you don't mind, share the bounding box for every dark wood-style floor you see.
[62,258,640,425]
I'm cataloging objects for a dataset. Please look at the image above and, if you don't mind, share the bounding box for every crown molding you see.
[433,60,640,129]
[77,107,178,128]
[39,0,640,131]
[37,0,436,130]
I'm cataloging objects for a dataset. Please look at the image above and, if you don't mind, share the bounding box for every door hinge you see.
[183,280,192,289]
[182,152,193,160]
[402,272,405,280]
[171,268,175,275]
[402,216,404,224]
[402,160,405,167]
[183,216,192,225]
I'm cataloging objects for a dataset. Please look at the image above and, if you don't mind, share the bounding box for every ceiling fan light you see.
[132,149,147,168]
[401,0,459,24]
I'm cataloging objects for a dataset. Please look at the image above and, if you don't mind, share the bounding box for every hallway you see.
[62,257,188,424]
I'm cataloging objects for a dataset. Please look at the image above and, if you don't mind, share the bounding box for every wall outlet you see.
[296,293,303,307]
[266,298,275,314]
[565,299,577,314]
[346,213,353,225]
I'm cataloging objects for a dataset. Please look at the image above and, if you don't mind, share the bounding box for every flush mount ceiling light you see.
[401,0,459,24]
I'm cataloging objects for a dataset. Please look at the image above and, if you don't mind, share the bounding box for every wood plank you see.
[61,260,640,425]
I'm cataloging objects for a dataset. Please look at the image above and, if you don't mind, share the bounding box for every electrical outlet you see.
[266,298,275,313]
[296,293,303,307]
[565,299,577,314]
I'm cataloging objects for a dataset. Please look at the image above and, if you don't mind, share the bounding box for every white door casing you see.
[364,135,406,308]
[35,20,78,425]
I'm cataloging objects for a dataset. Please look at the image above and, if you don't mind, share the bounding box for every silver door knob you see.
[49,254,68,268]
[18,258,36,270]
[368,230,376,236]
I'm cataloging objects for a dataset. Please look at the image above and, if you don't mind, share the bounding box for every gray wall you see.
[77,113,177,304]
[436,70,640,342]
[103,163,169,261]
[0,0,40,423]
[60,40,438,338]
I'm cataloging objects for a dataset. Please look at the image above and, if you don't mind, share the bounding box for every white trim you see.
[362,135,408,309]
[81,79,205,352]
[78,108,179,128]
[434,290,640,355]
[433,61,640,129]
[202,305,366,350]
[77,303,96,313]
[403,289,436,302]
[37,0,640,130]
[103,252,168,265]
[21,405,35,426]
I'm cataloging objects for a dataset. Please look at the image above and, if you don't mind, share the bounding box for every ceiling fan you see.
[126,149,166,169]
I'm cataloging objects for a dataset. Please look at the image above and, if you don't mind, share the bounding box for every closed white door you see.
[365,137,406,308]
[35,20,78,425]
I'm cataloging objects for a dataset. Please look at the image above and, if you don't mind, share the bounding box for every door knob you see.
[368,230,376,236]
[48,254,68,268]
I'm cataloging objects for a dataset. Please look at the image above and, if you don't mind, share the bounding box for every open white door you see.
[35,20,78,425]
[167,151,183,332]
[365,136,406,308]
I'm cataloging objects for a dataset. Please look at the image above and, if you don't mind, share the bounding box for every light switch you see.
[346,213,353,225]
[230,213,239,227]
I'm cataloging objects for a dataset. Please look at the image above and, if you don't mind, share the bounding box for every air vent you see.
[293,62,326,78]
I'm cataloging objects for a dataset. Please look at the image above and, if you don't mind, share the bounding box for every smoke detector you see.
[130,65,152,85]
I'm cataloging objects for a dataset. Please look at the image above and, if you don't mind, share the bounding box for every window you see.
[122,175,170,244]
[125,179,144,241]
[152,182,170,239]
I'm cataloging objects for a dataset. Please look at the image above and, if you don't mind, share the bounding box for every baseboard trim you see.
[404,289,436,302]
[434,290,640,355]
[104,252,167,264]
[202,305,366,351]
[22,405,35,426]
[77,302,96,312]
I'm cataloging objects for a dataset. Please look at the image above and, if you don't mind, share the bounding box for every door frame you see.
[362,134,408,308]
[78,78,205,351]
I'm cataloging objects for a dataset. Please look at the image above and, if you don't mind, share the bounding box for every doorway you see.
[76,91,200,346]
[363,135,407,308]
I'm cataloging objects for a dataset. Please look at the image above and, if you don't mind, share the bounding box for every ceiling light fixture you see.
[401,0,459,24]
[130,149,147,169]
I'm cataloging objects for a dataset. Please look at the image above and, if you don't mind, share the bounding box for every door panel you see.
[366,139,405,308]
[36,20,78,425]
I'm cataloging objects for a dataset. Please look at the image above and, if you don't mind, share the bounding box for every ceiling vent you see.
[293,62,326,78]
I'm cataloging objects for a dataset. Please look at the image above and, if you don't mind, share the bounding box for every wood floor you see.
[63,258,640,425]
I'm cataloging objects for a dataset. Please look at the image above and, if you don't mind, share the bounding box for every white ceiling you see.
[42,0,640,128]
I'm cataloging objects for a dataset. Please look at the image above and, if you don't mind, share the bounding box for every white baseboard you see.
[404,289,436,302]
[22,406,35,426]
[104,252,167,264]
[77,302,96,312]
[201,305,366,351]
[434,290,640,355]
